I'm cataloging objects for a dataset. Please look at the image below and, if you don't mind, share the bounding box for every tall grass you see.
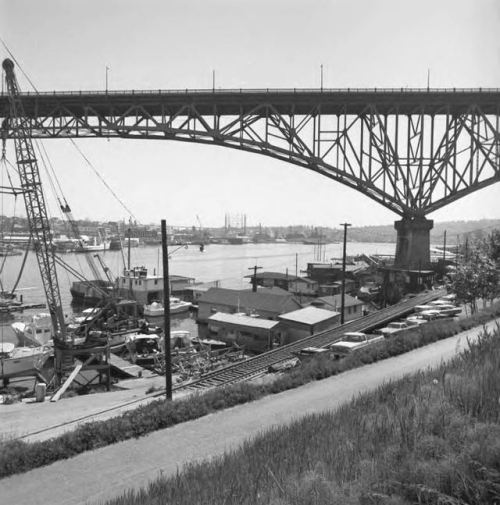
[105,328,500,505]
[1,303,499,480]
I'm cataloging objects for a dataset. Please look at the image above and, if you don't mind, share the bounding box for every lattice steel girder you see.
[1,89,499,217]
[1,61,66,339]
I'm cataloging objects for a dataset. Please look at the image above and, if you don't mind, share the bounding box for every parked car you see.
[327,332,384,359]
[376,321,410,337]
[405,316,428,326]
[268,357,300,373]
[293,347,330,360]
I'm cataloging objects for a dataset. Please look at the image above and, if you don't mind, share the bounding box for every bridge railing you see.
[2,87,500,97]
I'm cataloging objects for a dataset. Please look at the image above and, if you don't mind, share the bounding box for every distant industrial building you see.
[244,271,318,296]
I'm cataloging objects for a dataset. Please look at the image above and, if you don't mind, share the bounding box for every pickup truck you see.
[376,321,411,337]
[405,315,429,326]
[327,332,385,359]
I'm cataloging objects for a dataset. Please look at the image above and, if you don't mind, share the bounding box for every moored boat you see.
[0,342,52,384]
[143,297,192,317]
[12,313,53,346]
[125,333,162,366]
[70,279,115,305]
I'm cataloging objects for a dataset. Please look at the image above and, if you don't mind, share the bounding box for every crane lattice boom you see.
[2,58,66,340]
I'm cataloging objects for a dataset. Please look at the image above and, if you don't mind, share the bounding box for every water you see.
[0,241,396,345]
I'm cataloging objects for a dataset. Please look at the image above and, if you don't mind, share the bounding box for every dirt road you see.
[0,321,495,505]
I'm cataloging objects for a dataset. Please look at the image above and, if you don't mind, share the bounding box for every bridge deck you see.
[1,88,500,116]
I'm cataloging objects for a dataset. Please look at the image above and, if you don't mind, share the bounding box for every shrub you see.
[1,302,499,480]
[102,325,500,505]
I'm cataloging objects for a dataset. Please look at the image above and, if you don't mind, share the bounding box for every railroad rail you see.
[175,289,447,392]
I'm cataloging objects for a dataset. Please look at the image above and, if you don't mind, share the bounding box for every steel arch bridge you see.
[1,87,500,266]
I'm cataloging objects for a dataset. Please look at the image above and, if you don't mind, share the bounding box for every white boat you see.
[143,297,192,317]
[11,313,53,347]
[74,235,110,253]
[0,342,52,383]
[125,333,162,365]
[72,307,101,325]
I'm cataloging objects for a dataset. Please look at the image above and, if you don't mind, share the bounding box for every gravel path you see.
[0,320,495,505]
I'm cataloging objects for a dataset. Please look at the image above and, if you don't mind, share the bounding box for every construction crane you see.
[93,254,115,284]
[60,200,103,282]
[196,214,205,252]
[2,58,67,341]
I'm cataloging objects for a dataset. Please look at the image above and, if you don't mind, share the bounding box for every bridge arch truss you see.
[1,88,499,217]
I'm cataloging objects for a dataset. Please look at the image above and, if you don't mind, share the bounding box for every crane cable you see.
[0,156,21,292]
[68,138,137,221]
[0,38,38,93]
[34,140,87,278]
[1,38,137,222]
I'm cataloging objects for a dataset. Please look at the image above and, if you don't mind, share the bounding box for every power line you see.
[68,138,137,221]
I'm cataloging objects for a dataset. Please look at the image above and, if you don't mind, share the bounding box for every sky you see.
[1,0,499,229]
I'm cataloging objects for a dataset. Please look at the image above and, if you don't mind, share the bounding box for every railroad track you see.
[175,289,447,392]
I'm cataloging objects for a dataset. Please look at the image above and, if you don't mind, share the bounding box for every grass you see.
[104,326,500,505]
[0,301,500,480]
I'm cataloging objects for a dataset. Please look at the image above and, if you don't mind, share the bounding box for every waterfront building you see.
[305,261,367,285]
[244,271,318,296]
[207,312,281,353]
[308,294,365,322]
[117,268,203,305]
[197,287,302,331]
[278,306,340,344]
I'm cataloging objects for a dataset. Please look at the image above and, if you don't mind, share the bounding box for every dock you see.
[108,353,156,379]
[0,302,46,314]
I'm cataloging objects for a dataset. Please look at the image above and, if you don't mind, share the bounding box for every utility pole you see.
[443,230,447,264]
[127,228,132,298]
[248,264,262,292]
[340,222,351,324]
[320,64,324,91]
[161,220,172,400]
[105,66,109,94]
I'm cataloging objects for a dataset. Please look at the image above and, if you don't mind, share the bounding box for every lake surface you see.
[0,241,396,345]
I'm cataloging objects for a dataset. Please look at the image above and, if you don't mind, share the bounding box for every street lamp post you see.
[161,220,172,400]
[340,222,351,324]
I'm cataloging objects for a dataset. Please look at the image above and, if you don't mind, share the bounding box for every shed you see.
[208,312,281,353]
[278,306,340,344]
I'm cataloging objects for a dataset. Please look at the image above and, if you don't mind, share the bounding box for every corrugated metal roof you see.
[208,312,280,329]
[314,294,363,309]
[278,306,340,325]
[199,287,302,313]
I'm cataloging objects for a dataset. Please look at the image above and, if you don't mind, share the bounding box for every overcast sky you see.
[1,0,499,229]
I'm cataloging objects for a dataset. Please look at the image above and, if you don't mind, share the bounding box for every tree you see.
[487,229,500,264]
[449,250,499,313]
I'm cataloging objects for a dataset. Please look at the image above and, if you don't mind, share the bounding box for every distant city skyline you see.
[1,0,499,228]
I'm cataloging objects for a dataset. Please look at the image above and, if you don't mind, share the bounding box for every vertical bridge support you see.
[394,216,434,269]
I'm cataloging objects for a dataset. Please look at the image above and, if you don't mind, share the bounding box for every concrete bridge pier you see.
[394,216,433,269]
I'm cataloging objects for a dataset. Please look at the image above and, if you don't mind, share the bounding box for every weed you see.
[1,304,499,482]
